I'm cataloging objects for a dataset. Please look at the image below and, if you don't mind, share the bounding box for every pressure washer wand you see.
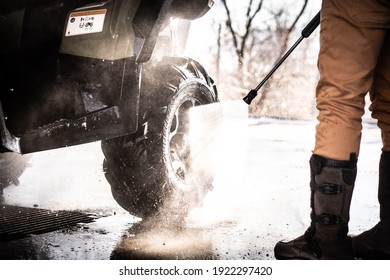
[243,11,321,105]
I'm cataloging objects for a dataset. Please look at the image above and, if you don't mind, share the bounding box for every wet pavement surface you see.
[0,118,382,260]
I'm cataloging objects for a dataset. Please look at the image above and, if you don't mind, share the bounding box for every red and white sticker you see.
[65,9,106,37]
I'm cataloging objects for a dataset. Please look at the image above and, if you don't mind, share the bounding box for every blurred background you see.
[184,0,321,120]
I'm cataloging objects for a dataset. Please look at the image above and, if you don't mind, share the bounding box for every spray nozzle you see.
[243,90,258,105]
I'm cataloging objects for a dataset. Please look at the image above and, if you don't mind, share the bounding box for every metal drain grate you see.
[0,205,96,241]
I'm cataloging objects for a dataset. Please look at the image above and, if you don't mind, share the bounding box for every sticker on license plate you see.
[65,9,106,37]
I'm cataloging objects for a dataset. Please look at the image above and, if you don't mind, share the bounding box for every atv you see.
[0,0,218,219]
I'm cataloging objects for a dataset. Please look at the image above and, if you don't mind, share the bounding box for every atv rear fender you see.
[60,0,213,61]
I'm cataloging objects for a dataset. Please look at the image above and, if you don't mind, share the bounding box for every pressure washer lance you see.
[243,11,321,105]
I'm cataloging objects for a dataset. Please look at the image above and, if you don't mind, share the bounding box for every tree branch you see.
[277,0,308,60]
[221,0,240,59]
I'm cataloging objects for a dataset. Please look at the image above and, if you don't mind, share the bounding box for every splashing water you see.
[188,100,249,225]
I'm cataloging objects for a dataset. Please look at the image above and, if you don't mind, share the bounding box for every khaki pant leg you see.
[370,33,390,152]
[313,0,389,160]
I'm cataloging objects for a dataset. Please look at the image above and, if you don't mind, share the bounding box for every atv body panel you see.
[0,0,218,218]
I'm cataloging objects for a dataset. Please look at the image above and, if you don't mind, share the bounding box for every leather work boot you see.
[274,154,357,260]
[353,152,390,259]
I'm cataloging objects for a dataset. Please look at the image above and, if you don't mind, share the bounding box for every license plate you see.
[65,9,106,37]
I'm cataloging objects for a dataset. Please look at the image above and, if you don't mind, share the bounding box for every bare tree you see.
[274,0,308,61]
[221,0,264,75]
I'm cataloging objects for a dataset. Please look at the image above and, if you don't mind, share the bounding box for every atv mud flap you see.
[0,102,131,154]
[0,100,20,153]
[1,50,141,154]
[19,106,130,154]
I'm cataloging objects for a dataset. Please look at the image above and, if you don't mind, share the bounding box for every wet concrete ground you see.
[0,118,382,260]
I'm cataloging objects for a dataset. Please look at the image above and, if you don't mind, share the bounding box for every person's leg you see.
[313,1,387,161]
[274,0,388,259]
[353,152,390,259]
[274,153,357,260]
[353,32,390,260]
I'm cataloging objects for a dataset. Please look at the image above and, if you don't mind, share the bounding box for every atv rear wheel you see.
[101,57,218,219]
